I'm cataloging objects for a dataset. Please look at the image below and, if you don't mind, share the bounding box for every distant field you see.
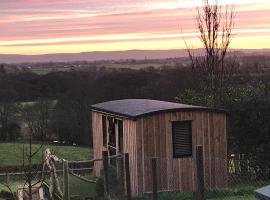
[0,143,92,166]
[97,63,166,69]
[24,62,171,74]
[29,66,72,75]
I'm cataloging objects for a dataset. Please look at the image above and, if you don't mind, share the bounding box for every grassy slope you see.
[0,142,92,166]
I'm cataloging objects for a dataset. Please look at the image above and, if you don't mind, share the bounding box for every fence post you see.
[152,157,158,200]
[125,153,132,200]
[196,145,205,200]
[102,150,109,195]
[63,160,70,200]
[117,155,125,194]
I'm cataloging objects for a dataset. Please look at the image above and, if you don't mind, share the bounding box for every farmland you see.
[0,143,92,166]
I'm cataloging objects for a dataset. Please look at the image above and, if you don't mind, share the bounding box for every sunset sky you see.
[0,0,270,55]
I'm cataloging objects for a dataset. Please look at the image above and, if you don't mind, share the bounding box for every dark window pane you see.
[172,121,192,158]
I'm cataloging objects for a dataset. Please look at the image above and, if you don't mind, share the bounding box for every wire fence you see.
[47,159,100,200]
[100,147,270,200]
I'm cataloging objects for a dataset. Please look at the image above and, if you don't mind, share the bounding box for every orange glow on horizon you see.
[2,35,270,55]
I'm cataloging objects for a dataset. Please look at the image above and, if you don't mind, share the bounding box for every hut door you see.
[117,120,123,154]
[108,117,116,157]
[106,117,124,159]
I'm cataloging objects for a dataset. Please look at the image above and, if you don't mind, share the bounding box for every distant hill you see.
[0,49,270,63]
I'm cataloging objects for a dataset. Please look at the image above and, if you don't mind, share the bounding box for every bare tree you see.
[19,100,53,200]
[186,0,236,104]
[0,100,53,200]
[20,135,44,200]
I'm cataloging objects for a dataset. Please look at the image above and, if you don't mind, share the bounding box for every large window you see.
[172,121,192,158]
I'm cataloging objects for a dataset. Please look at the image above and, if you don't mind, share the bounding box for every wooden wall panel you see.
[123,119,137,195]
[136,119,143,194]
[92,110,227,196]
[92,112,103,176]
[134,111,227,194]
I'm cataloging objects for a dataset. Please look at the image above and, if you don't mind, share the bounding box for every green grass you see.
[0,142,93,166]
[0,181,21,193]
[62,174,97,198]
[0,177,97,198]
[0,178,97,198]
[121,182,267,200]
[209,196,254,200]
[0,177,267,200]
[128,192,255,200]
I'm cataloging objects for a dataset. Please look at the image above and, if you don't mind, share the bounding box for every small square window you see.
[172,121,192,158]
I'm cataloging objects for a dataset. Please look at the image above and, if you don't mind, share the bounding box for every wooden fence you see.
[1,147,212,200]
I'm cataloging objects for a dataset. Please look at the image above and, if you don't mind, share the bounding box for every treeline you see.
[0,65,269,156]
[0,66,193,145]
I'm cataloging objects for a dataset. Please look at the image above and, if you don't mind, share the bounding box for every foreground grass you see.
[124,182,268,200]
[129,192,255,200]
[1,179,267,200]
[0,142,93,166]
[58,174,97,198]
[0,176,97,198]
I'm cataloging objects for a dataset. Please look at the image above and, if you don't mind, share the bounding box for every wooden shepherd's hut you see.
[91,99,227,195]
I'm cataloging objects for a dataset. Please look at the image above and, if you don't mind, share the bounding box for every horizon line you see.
[1,48,270,56]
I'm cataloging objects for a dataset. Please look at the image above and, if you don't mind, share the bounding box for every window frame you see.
[172,120,193,158]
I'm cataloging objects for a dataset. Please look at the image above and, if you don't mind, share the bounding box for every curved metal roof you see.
[91,99,226,119]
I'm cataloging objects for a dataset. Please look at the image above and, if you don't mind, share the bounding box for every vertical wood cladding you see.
[92,110,227,195]
[92,111,103,176]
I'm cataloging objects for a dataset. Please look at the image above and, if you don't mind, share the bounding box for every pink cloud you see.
[0,0,270,53]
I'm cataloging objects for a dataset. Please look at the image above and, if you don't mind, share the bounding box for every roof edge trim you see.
[91,106,227,119]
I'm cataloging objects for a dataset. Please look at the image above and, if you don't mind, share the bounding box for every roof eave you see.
[91,106,228,120]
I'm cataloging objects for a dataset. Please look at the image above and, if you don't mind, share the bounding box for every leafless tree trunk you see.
[20,131,45,200]
[186,0,236,104]
[20,102,50,200]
